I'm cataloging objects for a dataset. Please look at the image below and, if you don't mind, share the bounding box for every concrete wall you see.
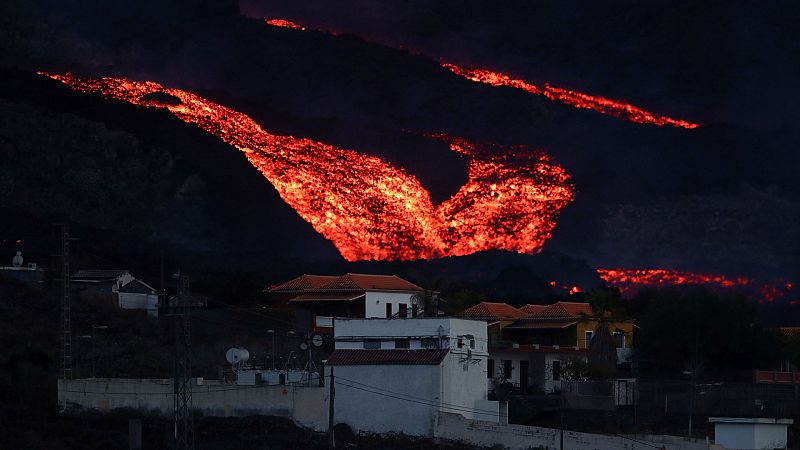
[364,291,414,318]
[434,412,721,450]
[332,364,440,436]
[58,378,328,431]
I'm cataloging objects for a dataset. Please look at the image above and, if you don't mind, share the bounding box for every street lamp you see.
[267,330,276,370]
[683,370,694,438]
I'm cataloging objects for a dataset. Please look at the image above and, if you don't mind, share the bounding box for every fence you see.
[563,379,800,418]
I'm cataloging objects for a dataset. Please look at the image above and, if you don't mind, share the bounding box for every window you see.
[503,360,513,380]
[457,337,464,348]
[487,359,495,379]
[585,331,594,347]
[399,303,408,318]
[469,338,476,349]
[552,360,561,381]
[364,339,381,349]
[614,332,625,348]
[421,338,440,349]
[412,304,418,317]
[385,303,392,318]
[394,338,410,349]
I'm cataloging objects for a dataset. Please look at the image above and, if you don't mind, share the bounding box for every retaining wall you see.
[58,378,327,431]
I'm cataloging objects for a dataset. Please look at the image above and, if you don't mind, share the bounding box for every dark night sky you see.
[0,0,798,282]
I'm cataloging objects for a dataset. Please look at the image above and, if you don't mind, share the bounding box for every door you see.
[519,360,529,392]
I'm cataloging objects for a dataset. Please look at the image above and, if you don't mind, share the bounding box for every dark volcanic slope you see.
[0,69,340,269]
[1,0,798,280]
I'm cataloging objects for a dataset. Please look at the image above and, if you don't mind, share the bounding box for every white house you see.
[326,317,503,437]
[269,273,430,334]
[117,279,159,318]
[709,417,793,450]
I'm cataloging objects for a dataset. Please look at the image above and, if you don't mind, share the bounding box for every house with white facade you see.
[326,317,503,437]
[72,269,159,317]
[269,273,428,334]
[117,279,159,318]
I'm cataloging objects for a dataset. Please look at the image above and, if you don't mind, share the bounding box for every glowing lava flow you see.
[597,268,750,290]
[45,73,574,261]
[597,268,798,304]
[265,18,699,129]
[442,65,699,129]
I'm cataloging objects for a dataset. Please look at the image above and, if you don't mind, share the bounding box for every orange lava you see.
[443,64,699,129]
[597,268,749,290]
[44,73,574,261]
[263,18,698,129]
[265,19,305,31]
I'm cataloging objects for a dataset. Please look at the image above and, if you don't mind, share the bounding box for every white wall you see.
[713,420,791,449]
[435,412,721,450]
[364,291,414,318]
[332,364,440,436]
[58,378,327,431]
[331,317,496,434]
[118,292,159,317]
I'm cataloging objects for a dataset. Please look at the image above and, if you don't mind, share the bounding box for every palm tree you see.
[411,290,440,317]
[583,287,626,379]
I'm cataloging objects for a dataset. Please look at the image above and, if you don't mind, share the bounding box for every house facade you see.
[327,317,502,436]
[461,301,634,394]
[269,273,426,334]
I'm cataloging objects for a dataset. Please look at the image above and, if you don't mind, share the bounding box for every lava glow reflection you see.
[45,73,574,261]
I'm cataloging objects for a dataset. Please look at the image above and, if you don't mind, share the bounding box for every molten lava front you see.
[443,65,699,129]
[265,18,699,129]
[45,73,574,261]
[597,268,796,303]
[597,268,750,290]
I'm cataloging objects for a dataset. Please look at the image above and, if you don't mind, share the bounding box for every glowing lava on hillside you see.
[442,65,699,129]
[44,73,574,261]
[265,18,699,129]
[597,268,750,290]
[597,268,795,303]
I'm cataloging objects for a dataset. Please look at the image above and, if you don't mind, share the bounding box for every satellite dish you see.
[312,335,324,347]
[225,347,250,366]
[300,342,309,351]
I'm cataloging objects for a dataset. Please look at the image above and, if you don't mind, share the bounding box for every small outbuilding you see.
[709,417,793,450]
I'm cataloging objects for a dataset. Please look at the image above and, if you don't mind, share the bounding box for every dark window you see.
[421,338,440,349]
[614,332,625,348]
[552,360,561,381]
[457,337,464,348]
[503,360,513,379]
[399,303,408,318]
[385,303,392,318]
[364,339,381,349]
[394,338,410,349]
[412,304,418,317]
[470,338,476,349]
[487,359,495,379]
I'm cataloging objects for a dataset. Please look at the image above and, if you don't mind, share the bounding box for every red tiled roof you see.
[520,304,548,317]
[270,274,339,292]
[531,301,593,319]
[504,320,578,330]
[318,273,423,292]
[326,349,449,366]
[461,302,523,319]
[289,293,365,303]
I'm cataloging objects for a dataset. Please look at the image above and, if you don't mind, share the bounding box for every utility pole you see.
[57,224,76,380]
[328,366,335,450]
[173,273,194,450]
